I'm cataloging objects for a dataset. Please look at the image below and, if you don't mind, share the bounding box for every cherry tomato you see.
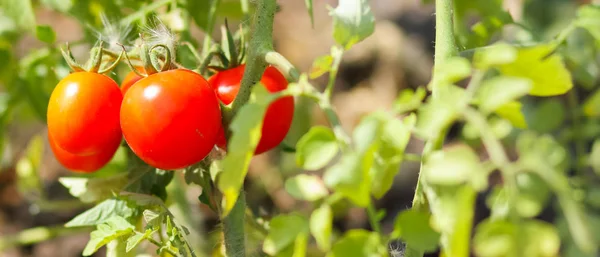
[208,65,294,154]
[120,69,222,170]
[49,133,118,173]
[120,67,145,94]
[47,72,123,156]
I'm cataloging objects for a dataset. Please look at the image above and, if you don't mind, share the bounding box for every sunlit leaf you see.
[393,209,440,253]
[423,145,485,189]
[473,43,518,69]
[474,219,560,257]
[494,101,527,129]
[263,213,308,255]
[323,153,371,207]
[328,230,383,257]
[296,126,338,170]
[82,216,135,256]
[310,204,332,251]
[285,174,329,201]
[499,44,573,96]
[59,174,128,203]
[330,0,375,49]
[476,76,531,113]
[309,55,333,79]
[66,199,135,227]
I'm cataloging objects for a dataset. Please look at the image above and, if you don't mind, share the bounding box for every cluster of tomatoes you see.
[47,60,294,173]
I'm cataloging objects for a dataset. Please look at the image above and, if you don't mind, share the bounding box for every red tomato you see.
[208,65,294,154]
[120,69,222,170]
[120,67,145,94]
[49,133,118,173]
[47,72,123,156]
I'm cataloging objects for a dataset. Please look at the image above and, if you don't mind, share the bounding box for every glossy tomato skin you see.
[47,72,123,156]
[208,65,294,154]
[120,69,222,170]
[49,132,118,173]
[120,67,145,94]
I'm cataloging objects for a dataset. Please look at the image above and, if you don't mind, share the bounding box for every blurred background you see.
[0,0,599,256]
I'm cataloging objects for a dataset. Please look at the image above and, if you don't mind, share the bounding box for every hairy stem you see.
[220,1,278,257]
[223,193,247,257]
[407,0,457,256]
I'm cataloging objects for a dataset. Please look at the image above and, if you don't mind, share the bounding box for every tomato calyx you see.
[121,36,179,79]
[60,41,123,74]
[199,21,247,77]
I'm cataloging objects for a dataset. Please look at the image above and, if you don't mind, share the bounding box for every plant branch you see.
[223,193,247,257]
[265,51,300,82]
[367,202,382,234]
[407,0,457,256]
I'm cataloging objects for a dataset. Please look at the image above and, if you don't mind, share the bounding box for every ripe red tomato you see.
[47,72,123,156]
[48,132,118,173]
[208,65,294,154]
[121,67,145,94]
[120,69,222,170]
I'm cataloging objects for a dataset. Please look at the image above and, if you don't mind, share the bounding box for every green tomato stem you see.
[223,193,247,257]
[265,51,300,82]
[406,0,458,256]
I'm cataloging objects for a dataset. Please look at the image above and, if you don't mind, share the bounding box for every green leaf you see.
[423,145,485,189]
[370,114,415,199]
[393,209,440,253]
[416,85,465,139]
[35,25,56,44]
[218,85,273,214]
[473,219,560,257]
[2,0,36,31]
[453,0,512,48]
[330,0,375,49]
[425,185,476,257]
[65,198,135,227]
[16,135,44,198]
[82,216,135,256]
[590,140,600,176]
[527,99,565,133]
[499,44,573,96]
[323,153,371,207]
[582,88,600,118]
[576,5,600,43]
[432,57,472,86]
[328,230,382,257]
[59,174,128,203]
[310,204,332,251]
[125,169,174,201]
[187,0,246,31]
[126,230,154,252]
[263,213,309,255]
[309,54,333,79]
[285,174,329,201]
[476,76,532,113]
[143,209,161,225]
[296,126,339,170]
[494,101,527,129]
[393,87,427,114]
[487,173,550,219]
[473,43,518,69]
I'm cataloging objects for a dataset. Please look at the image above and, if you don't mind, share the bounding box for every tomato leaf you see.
[476,76,531,113]
[310,204,333,251]
[583,88,600,118]
[2,0,36,31]
[263,213,309,255]
[218,85,273,215]
[393,209,440,253]
[296,126,339,170]
[285,174,329,201]
[576,5,600,44]
[35,25,56,44]
[15,135,44,199]
[494,101,527,129]
[423,145,486,190]
[324,153,371,207]
[59,174,128,203]
[473,219,560,257]
[330,0,375,49]
[82,216,135,256]
[499,44,573,96]
[65,198,135,227]
[126,229,155,253]
[527,99,566,133]
[309,54,333,79]
[431,57,472,87]
[329,230,383,257]
[473,43,518,69]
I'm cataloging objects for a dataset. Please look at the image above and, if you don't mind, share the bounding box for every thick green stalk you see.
[406,0,457,256]
[221,1,278,257]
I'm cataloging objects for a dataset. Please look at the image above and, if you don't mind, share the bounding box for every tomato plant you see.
[120,69,222,170]
[2,0,600,257]
[209,65,294,154]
